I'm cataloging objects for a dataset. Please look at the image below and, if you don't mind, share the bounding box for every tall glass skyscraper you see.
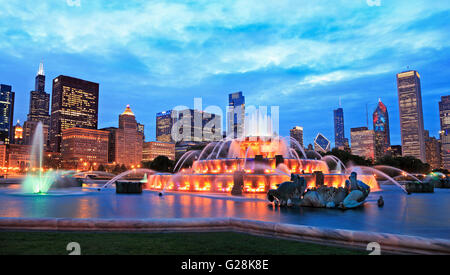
[397,70,426,162]
[0,84,15,144]
[50,75,99,152]
[373,99,390,159]
[439,95,450,169]
[334,108,345,148]
[156,110,175,143]
[227,92,245,139]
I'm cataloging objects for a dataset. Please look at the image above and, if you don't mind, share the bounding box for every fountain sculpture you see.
[22,122,80,194]
[145,136,379,194]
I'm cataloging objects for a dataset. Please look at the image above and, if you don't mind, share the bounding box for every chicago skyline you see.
[1,2,449,145]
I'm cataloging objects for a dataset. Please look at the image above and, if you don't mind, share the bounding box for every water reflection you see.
[0,185,449,239]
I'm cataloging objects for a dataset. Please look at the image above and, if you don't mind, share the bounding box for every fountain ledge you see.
[0,217,449,255]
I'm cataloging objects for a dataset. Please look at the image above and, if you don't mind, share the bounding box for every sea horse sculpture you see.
[268,172,371,209]
[267,174,307,206]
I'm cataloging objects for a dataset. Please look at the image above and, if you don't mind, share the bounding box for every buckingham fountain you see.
[145,136,379,199]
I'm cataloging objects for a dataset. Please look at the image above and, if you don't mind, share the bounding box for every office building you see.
[61,127,109,170]
[27,63,50,126]
[0,144,32,170]
[290,126,304,148]
[143,141,175,162]
[114,105,143,167]
[314,133,331,153]
[373,99,390,159]
[0,84,15,144]
[334,108,346,148]
[13,121,23,145]
[157,109,221,143]
[351,127,375,160]
[439,95,450,170]
[424,130,441,169]
[227,92,245,139]
[50,75,99,152]
[156,110,175,143]
[397,70,426,162]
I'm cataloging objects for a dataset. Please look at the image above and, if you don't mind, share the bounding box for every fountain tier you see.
[147,137,379,193]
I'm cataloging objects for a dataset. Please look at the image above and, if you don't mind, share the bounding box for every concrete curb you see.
[0,217,449,255]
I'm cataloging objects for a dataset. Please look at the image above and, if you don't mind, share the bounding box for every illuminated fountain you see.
[146,136,379,194]
[21,122,80,195]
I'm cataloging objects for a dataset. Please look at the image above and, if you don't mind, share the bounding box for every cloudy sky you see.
[0,0,449,146]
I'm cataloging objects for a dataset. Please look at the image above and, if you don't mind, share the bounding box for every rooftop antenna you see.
[339,97,342,108]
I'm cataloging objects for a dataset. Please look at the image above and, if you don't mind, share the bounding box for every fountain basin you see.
[116,181,143,194]
[146,173,378,193]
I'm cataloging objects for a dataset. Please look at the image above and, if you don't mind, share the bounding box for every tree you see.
[120,164,127,173]
[141,161,152,169]
[324,148,372,168]
[432,168,449,175]
[375,155,431,174]
[150,156,175,173]
[97,164,106,172]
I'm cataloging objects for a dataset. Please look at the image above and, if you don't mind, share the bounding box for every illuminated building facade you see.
[0,145,5,168]
[0,144,32,170]
[61,127,108,170]
[0,84,15,144]
[143,141,175,162]
[439,95,450,170]
[107,105,143,168]
[13,121,23,145]
[50,75,99,152]
[334,108,346,148]
[156,110,175,143]
[290,126,304,148]
[314,133,331,153]
[397,70,426,162]
[227,92,245,139]
[351,127,375,160]
[424,130,441,169]
[373,99,390,159]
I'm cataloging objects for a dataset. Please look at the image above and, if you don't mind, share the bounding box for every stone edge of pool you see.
[0,217,449,255]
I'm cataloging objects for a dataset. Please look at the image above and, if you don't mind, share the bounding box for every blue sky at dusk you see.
[1,0,450,146]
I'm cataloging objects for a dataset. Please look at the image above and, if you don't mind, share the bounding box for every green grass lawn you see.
[0,231,366,255]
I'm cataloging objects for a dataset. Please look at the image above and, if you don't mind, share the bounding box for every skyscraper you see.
[157,109,221,143]
[314,133,331,153]
[397,70,426,162]
[27,63,50,125]
[439,95,450,169]
[156,110,175,143]
[113,105,144,167]
[290,126,304,148]
[50,75,99,152]
[24,63,51,148]
[351,127,375,160]
[424,130,441,170]
[373,99,390,159]
[334,108,345,148]
[227,92,245,139]
[0,84,15,144]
